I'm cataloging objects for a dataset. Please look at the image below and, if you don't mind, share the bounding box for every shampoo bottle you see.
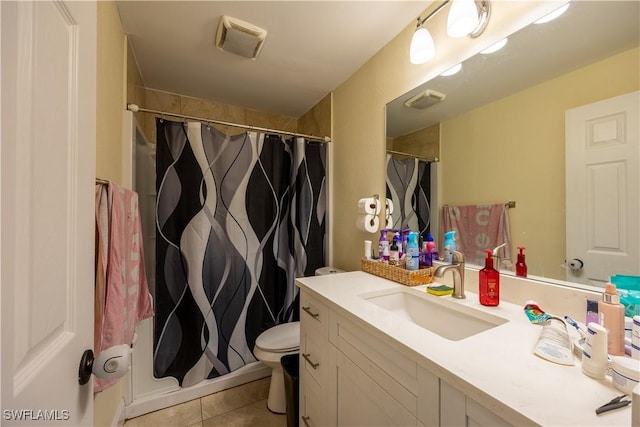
[419,241,431,267]
[426,232,438,262]
[598,283,625,355]
[405,232,420,271]
[479,250,500,306]
[516,246,527,277]
[443,230,457,263]
[378,229,389,263]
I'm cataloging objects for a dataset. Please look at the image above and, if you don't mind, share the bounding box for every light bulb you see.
[534,2,570,25]
[480,38,507,54]
[447,0,479,38]
[410,27,435,64]
[441,63,462,76]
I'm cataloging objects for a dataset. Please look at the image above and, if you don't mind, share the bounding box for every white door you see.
[565,91,639,286]
[1,1,96,425]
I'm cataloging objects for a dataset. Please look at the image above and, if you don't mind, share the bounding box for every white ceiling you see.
[116,1,431,118]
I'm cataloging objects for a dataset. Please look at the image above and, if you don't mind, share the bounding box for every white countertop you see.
[296,271,633,427]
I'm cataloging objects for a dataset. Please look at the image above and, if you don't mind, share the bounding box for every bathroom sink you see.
[360,287,508,341]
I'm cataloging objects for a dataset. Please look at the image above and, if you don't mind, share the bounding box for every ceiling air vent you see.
[404,90,446,109]
[215,16,267,60]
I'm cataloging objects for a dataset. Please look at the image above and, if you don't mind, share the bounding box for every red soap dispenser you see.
[516,246,527,278]
[479,250,500,306]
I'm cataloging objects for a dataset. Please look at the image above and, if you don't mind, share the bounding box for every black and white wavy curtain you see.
[154,119,326,386]
[385,154,431,235]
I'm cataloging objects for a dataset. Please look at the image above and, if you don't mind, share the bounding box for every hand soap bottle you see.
[378,229,389,263]
[389,235,400,266]
[598,282,625,355]
[479,250,500,306]
[515,246,527,277]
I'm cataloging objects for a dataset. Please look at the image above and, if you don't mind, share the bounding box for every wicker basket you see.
[361,258,434,287]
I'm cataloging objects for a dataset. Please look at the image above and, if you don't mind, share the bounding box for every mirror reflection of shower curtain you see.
[154,119,326,387]
[385,154,431,234]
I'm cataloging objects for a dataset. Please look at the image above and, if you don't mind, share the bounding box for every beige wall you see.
[388,124,440,161]
[95,1,127,426]
[440,47,639,280]
[96,1,126,184]
[330,1,602,272]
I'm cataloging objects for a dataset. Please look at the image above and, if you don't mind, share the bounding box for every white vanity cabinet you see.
[299,288,513,427]
[299,290,330,427]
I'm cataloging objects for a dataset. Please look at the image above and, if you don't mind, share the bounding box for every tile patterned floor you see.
[124,378,287,427]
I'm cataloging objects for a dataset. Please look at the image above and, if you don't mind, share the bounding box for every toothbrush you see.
[564,315,586,338]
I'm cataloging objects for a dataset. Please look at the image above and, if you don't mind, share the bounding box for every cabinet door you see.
[417,365,440,427]
[466,399,513,427]
[335,350,416,426]
[300,368,326,427]
[440,380,513,427]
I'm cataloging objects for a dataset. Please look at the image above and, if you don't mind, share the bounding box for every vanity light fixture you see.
[410,0,491,65]
[534,2,571,25]
[480,37,507,54]
[441,63,462,76]
[448,0,480,38]
[410,26,436,64]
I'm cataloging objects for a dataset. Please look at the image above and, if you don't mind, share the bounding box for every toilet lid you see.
[255,322,300,352]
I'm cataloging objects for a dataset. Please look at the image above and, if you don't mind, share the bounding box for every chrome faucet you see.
[492,243,507,271]
[434,250,466,299]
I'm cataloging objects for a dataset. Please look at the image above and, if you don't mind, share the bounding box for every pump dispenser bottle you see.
[443,230,457,263]
[426,232,438,263]
[516,247,527,277]
[598,283,625,355]
[406,232,420,271]
[378,229,389,263]
[479,250,500,306]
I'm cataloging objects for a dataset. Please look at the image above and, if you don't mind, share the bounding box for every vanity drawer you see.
[300,291,329,336]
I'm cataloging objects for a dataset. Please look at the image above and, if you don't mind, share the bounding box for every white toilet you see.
[254,321,300,413]
[254,266,344,413]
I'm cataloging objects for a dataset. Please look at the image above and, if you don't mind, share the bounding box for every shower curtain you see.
[154,119,326,387]
[385,154,431,235]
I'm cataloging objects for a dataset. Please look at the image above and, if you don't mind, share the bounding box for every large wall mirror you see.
[386,1,639,287]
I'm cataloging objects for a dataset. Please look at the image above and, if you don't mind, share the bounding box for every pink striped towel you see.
[442,203,512,268]
[94,181,154,392]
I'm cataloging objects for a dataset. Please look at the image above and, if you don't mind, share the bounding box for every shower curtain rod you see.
[386,149,439,163]
[126,104,331,143]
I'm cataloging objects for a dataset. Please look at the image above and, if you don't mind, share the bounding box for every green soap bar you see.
[426,285,453,296]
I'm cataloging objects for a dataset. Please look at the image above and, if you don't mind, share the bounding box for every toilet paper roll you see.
[356,214,379,233]
[385,198,394,216]
[357,198,381,215]
[385,217,393,230]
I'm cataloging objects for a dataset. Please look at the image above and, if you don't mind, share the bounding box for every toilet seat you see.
[255,321,300,352]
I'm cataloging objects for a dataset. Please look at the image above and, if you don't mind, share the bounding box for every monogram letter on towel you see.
[442,203,512,267]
